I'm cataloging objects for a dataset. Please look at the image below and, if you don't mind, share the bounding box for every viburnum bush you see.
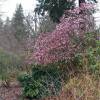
[28,3,95,65]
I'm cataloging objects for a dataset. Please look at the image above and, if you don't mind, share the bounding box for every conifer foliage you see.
[35,0,97,22]
[35,0,75,22]
[12,4,27,42]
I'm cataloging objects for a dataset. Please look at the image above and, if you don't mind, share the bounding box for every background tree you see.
[4,17,11,33]
[38,15,56,33]
[0,18,3,33]
[35,0,75,23]
[12,4,28,42]
[35,0,97,23]
[0,17,24,54]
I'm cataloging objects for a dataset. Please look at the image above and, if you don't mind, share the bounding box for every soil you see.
[0,84,22,100]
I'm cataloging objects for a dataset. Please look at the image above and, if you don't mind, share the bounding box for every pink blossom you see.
[28,3,94,65]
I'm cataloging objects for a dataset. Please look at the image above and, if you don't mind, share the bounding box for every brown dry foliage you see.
[0,74,99,100]
[43,74,100,100]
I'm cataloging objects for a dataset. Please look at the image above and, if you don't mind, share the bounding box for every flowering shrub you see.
[18,32,100,99]
[28,3,95,65]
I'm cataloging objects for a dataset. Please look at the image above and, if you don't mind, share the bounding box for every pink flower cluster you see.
[28,3,95,65]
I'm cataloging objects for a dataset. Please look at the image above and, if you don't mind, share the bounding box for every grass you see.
[42,73,100,100]
[64,73,100,100]
[0,68,99,100]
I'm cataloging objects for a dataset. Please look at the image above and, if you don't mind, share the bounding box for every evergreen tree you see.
[12,4,27,42]
[4,17,11,32]
[0,18,3,33]
[35,0,75,23]
[35,0,97,23]
[38,15,56,33]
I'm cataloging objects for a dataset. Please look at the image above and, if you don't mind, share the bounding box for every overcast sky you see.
[1,0,100,26]
[1,0,37,19]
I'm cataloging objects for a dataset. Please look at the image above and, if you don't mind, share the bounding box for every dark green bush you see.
[18,64,62,99]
